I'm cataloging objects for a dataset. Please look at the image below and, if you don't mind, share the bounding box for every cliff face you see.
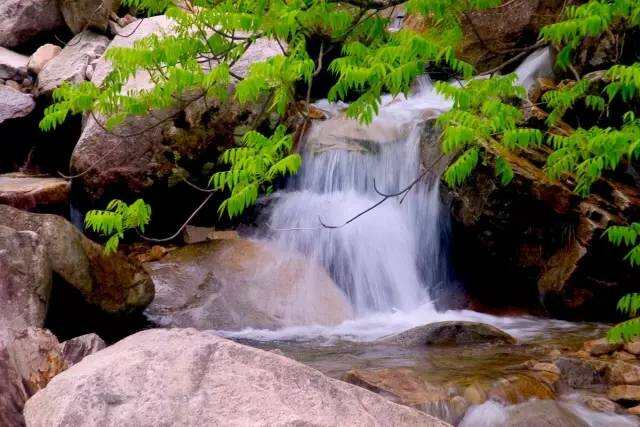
[447,146,640,320]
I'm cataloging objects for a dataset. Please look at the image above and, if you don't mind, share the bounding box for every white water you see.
[224,49,561,342]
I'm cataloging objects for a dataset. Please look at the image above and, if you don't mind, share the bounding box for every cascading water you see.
[265,77,452,315]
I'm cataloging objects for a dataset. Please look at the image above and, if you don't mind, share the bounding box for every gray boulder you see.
[0,225,51,333]
[0,204,153,313]
[24,328,449,427]
[0,86,35,125]
[0,0,64,49]
[0,47,29,80]
[382,321,517,347]
[37,31,109,95]
[59,333,106,366]
[0,173,70,212]
[58,0,118,34]
[145,239,353,330]
[70,17,282,206]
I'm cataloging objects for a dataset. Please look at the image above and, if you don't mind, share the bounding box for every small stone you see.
[136,245,169,264]
[548,349,562,359]
[628,405,640,415]
[27,44,62,75]
[624,340,640,356]
[0,86,35,125]
[608,385,640,402]
[574,350,590,358]
[584,338,621,356]
[605,361,640,385]
[613,351,637,361]
[585,396,617,413]
[463,383,487,405]
[5,79,21,90]
[532,362,561,375]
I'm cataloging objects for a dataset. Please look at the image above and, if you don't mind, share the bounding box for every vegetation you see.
[85,199,152,253]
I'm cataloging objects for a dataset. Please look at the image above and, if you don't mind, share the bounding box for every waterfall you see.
[264,78,452,315]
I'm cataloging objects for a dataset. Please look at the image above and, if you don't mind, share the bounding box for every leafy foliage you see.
[85,199,152,253]
[435,74,542,187]
[211,125,301,218]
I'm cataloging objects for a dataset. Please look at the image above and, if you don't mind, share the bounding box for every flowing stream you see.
[222,49,638,425]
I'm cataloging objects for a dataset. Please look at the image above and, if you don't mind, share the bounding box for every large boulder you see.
[0,85,35,125]
[0,225,51,332]
[0,0,64,49]
[448,146,640,320]
[381,321,516,347]
[144,239,353,330]
[70,17,282,212]
[23,328,449,427]
[0,204,153,313]
[37,31,108,95]
[0,328,66,427]
[0,173,70,212]
[58,0,118,34]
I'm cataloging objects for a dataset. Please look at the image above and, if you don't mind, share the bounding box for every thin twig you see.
[137,193,214,242]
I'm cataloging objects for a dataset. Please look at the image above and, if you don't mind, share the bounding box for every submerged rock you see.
[144,239,353,330]
[0,205,153,313]
[0,173,70,212]
[23,328,449,426]
[381,321,516,347]
[0,225,51,332]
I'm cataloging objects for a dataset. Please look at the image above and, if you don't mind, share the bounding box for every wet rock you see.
[0,0,64,49]
[505,399,588,427]
[0,173,70,211]
[624,340,640,356]
[605,361,640,386]
[144,239,353,330]
[27,44,61,75]
[381,321,516,347]
[0,328,66,426]
[0,85,35,125]
[0,205,154,313]
[70,17,281,212]
[555,357,608,388]
[0,47,29,80]
[37,31,109,95]
[0,225,51,332]
[59,333,106,366]
[487,374,555,404]
[608,385,640,403]
[23,328,448,427]
[59,0,117,34]
[585,396,619,413]
[628,405,640,415]
[614,351,637,362]
[342,368,448,407]
[463,383,487,405]
[531,361,561,375]
[181,225,240,244]
[584,338,622,356]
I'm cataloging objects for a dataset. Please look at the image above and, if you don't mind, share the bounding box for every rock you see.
[585,396,618,413]
[381,321,516,347]
[487,374,555,404]
[463,383,487,405]
[608,385,640,402]
[70,17,282,211]
[0,204,153,313]
[59,333,106,366]
[0,225,51,332]
[0,47,29,80]
[0,0,64,49]
[181,225,239,244]
[59,0,117,34]
[23,328,449,427]
[27,44,61,75]
[505,400,588,427]
[604,361,640,385]
[624,340,640,356]
[584,338,622,356]
[531,361,561,375]
[448,145,640,319]
[0,328,66,426]
[628,405,640,415]
[614,351,637,361]
[555,357,608,388]
[37,31,109,95]
[0,85,35,125]
[144,239,353,330]
[0,173,70,211]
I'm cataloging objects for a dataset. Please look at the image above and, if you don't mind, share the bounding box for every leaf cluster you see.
[85,199,152,253]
